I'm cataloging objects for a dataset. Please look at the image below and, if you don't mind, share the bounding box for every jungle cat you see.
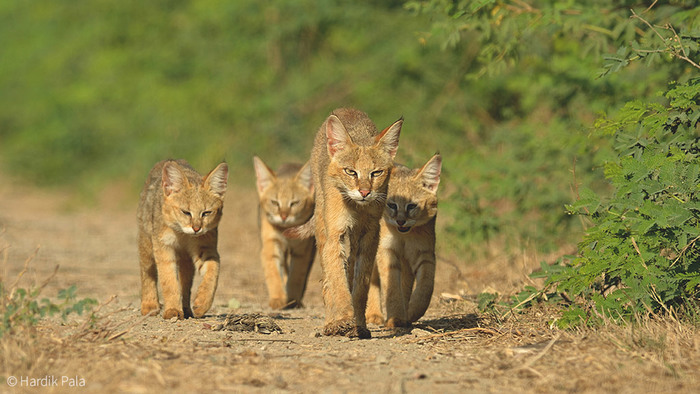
[253,156,316,309]
[137,159,228,320]
[366,153,442,328]
[310,107,402,339]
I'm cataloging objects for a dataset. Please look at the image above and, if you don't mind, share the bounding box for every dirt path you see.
[1,178,698,393]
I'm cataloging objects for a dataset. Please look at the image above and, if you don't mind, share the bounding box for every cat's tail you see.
[283,214,316,240]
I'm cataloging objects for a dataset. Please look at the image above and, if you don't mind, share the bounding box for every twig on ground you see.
[516,333,560,372]
[227,338,297,343]
[405,327,501,343]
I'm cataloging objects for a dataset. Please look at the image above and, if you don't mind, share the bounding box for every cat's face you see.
[254,157,314,228]
[325,114,402,206]
[384,154,441,233]
[161,162,228,236]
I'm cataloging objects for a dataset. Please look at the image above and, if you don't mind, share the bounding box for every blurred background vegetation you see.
[0,0,697,260]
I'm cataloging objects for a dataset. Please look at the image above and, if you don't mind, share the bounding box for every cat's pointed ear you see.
[253,156,275,195]
[417,153,442,194]
[326,114,352,158]
[375,117,403,159]
[296,160,314,193]
[204,162,229,198]
[162,161,189,197]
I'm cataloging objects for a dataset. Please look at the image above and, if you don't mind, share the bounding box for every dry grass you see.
[2,259,699,393]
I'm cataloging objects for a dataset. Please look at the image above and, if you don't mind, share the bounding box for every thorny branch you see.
[630,8,700,70]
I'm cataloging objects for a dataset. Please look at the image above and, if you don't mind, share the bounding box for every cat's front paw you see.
[322,319,353,336]
[163,308,184,320]
[192,304,209,318]
[366,313,384,326]
[348,326,371,339]
[385,317,411,328]
[283,299,304,309]
[322,319,371,339]
[141,301,160,316]
[269,298,287,310]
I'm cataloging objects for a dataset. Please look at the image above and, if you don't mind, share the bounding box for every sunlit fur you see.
[255,159,314,228]
[366,154,441,328]
[254,156,316,309]
[310,108,402,338]
[161,162,227,237]
[137,159,228,320]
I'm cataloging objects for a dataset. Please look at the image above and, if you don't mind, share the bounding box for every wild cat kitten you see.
[253,156,315,309]
[309,108,402,338]
[366,153,442,328]
[137,159,228,320]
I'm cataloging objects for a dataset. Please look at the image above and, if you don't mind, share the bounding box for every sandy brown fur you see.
[137,159,228,320]
[254,156,315,309]
[310,108,402,338]
[366,154,441,328]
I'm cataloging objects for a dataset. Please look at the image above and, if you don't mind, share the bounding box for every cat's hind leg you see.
[365,262,384,325]
[285,238,315,309]
[138,232,160,316]
[179,256,195,318]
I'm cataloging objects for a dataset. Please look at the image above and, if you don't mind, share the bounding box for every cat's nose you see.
[359,189,370,198]
[192,225,201,233]
[280,213,288,221]
[396,220,406,226]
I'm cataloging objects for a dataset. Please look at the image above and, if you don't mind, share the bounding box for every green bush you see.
[542,78,700,326]
[406,0,699,255]
[0,0,697,262]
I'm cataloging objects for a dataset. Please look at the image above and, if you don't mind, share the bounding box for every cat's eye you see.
[201,211,212,217]
[181,210,192,217]
[289,200,299,207]
[344,168,357,177]
[407,203,418,210]
[271,200,280,207]
[387,203,397,210]
[370,170,383,178]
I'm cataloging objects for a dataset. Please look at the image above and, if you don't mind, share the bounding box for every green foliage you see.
[407,1,700,325]
[600,7,700,78]
[405,0,699,255]
[0,1,697,261]
[552,78,700,326]
[1,283,97,337]
[477,291,498,312]
[0,0,448,192]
